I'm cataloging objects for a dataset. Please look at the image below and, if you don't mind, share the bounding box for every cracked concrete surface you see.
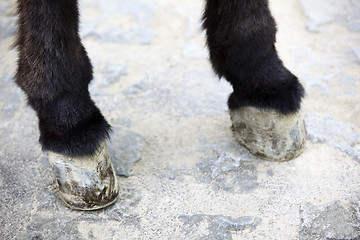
[1,0,360,239]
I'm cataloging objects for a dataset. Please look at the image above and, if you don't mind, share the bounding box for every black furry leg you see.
[203,0,304,114]
[15,0,111,156]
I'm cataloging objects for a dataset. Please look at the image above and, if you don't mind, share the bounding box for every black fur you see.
[15,0,111,157]
[203,0,305,114]
[14,0,304,157]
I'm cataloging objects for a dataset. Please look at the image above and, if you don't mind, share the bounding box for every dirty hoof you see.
[230,107,306,161]
[48,141,119,210]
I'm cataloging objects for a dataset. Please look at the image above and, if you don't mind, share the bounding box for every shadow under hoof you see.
[230,107,306,162]
[48,141,119,211]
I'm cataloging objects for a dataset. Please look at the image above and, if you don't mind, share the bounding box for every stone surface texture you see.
[0,0,360,239]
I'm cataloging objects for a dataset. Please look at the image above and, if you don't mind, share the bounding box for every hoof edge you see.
[48,140,119,211]
[230,107,306,162]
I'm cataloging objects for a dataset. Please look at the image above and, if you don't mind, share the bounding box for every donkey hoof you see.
[230,106,306,161]
[48,140,119,210]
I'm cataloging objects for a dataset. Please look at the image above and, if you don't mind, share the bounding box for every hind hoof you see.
[230,107,306,161]
[48,140,119,210]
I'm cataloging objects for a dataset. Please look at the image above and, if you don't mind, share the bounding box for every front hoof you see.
[230,107,306,161]
[48,140,119,210]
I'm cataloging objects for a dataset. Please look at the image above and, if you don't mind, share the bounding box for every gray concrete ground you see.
[1,0,360,239]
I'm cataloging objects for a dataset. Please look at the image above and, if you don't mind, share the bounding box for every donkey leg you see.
[203,0,306,161]
[15,0,118,210]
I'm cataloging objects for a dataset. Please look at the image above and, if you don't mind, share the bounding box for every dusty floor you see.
[0,0,360,239]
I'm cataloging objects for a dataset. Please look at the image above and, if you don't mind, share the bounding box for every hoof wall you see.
[230,107,306,161]
[48,141,119,211]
